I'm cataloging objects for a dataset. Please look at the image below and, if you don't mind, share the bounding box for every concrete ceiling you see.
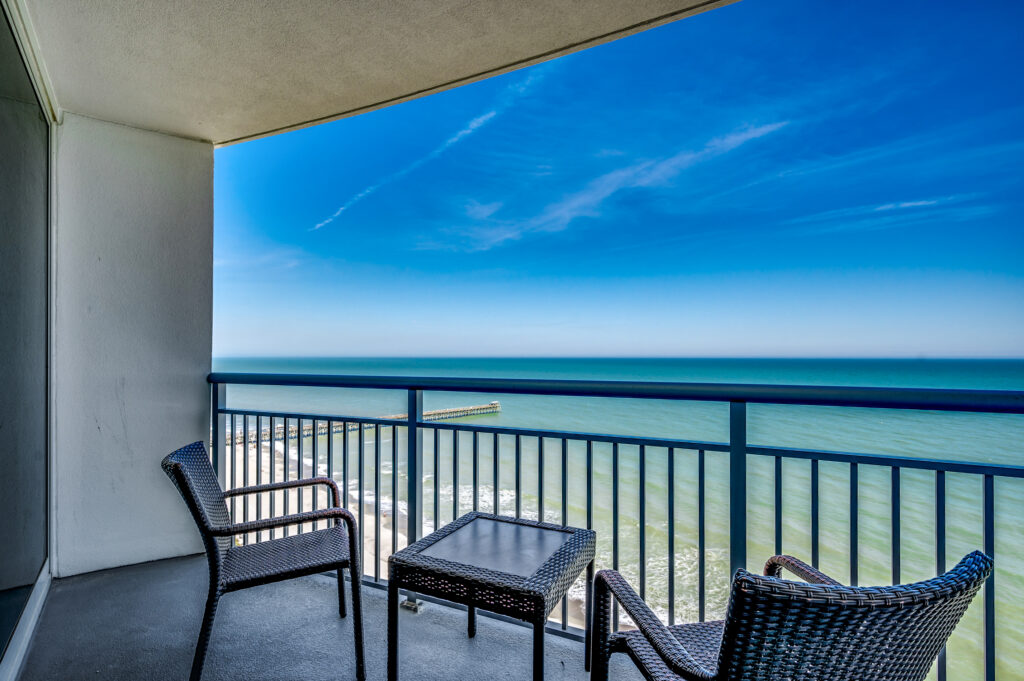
[21,0,735,145]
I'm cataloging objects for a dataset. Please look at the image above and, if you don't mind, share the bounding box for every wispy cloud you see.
[465,200,503,220]
[311,72,546,231]
[874,200,939,211]
[450,122,788,250]
[784,194,994,235]
[785,195,963,225]
[685,107,1024,213]
[311,112,496,230]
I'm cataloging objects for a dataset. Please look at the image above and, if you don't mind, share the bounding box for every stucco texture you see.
[24,0,733,144]
[53,113,212,577]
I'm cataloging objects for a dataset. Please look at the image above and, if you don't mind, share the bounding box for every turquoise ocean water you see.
[215,358,1024,679]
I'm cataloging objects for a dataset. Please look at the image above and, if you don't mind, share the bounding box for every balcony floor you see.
[20,554,643,681]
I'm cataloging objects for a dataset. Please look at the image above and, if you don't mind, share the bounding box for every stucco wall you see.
[52,113,212,577]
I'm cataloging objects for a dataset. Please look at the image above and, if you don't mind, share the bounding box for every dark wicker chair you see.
[162,441,365,681]
[593,551,992,681]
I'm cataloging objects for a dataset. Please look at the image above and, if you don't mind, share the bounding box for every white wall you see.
[52,113,212,577]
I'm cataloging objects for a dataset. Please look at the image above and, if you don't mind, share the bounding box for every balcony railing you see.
[208,372,1024,681]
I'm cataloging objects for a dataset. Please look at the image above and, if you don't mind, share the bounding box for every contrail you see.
[311,72,545,231]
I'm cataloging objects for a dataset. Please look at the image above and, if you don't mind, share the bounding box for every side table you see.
[388,512,596,681]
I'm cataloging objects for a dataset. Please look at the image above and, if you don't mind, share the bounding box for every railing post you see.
[984,474,995,681]
[729,400,747,577]
[402,389,424,611]
[211,381,227,488]
[406,389,423,544]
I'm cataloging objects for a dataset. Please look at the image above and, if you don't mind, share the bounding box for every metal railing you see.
[208,372,1024,680]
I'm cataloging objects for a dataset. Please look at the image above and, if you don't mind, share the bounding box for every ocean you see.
[214,357,1024,680]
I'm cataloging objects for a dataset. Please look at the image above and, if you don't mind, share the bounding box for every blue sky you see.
[214,0,1024,357]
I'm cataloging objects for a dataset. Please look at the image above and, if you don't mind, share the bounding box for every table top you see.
[390,512,596,621]
[392,512,595,586]
[420,516,572,578]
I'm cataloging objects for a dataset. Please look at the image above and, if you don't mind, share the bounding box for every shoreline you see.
[233,439,595,628]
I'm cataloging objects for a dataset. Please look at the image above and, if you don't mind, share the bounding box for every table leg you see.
[388,580,399,681]
[533,620,545,681]
[585,559,594,671]
[468,605,477,638]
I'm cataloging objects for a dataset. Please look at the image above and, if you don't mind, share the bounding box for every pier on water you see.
[229,402,501,445]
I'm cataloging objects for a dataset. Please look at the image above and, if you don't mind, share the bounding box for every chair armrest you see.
[210,506,355,537]
[224,477,341,507]
[764,555,842,585]
[594,570,713,680]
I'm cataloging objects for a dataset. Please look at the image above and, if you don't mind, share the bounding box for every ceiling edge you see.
[215,0,737,147]
[2,0,60,123]
[59,110,214,144]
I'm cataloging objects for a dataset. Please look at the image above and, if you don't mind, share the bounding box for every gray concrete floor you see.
[19,555,643,681]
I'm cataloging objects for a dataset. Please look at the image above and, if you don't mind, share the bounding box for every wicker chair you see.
[592,551,992,681]
[162,441,365,681]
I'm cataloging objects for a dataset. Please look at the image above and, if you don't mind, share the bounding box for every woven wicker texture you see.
[593,551,992,681]
[390,512,596,622]
[162,441,366,681]
[388,512,596,681]
[222,525,350,590]
[614,621,725,681]
[163,440,234,554]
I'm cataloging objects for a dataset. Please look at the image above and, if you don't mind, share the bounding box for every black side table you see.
[388,512,596,681]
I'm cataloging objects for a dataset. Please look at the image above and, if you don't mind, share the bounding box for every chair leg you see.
[351,567,366,681]
[591,645,612,681]
[467,605,476,638]
[190,589,220,681]
[591,573,615,681]
[585,559,594,672]
[337,567,347,618]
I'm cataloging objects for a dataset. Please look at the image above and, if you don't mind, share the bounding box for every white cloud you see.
[312,72,545,231]
[874,199,939,211]
[784,194,990,235]
[633,122,789,188]
[310,112,497,231]
[465,200,503,220]
[787,194,971,225]
[455,121,788,251]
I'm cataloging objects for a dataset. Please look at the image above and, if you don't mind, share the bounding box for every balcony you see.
[5,372,1021,680]
[3,1,1023,680]
[196,372,1023,681]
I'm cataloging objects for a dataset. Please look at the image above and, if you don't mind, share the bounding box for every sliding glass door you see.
[0,9,49,660]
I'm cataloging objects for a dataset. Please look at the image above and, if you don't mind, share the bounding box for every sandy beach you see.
[225,435,593,630]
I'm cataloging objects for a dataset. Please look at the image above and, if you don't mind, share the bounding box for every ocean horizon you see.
[214,356,1024,462]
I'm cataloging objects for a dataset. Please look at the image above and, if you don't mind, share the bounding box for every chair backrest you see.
[717,551,992,681]
[162,441,232,554]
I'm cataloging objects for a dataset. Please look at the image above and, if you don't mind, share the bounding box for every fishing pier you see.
[230,401,501,445]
